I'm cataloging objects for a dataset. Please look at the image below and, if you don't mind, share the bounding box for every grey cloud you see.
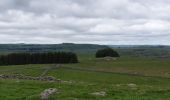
[0,0,170,45]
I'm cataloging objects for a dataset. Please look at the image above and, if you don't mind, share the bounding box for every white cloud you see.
[0,0,170,45]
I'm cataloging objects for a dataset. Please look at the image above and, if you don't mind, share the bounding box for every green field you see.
[0,53,170,100]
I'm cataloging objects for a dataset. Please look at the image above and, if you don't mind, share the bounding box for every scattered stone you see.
[15,80,20,83]
[40,88,58,100]
[61,80,74,84]
[165,72,169,76]
[97,56,117,61]
[104,57,117,61]
[44,76,56,81]
[91,91,106,96]
[56,79,61,82]
[127,83,138,90]
[0,75,3,78]
[115,84,121,87]
[0,74,57,82]
[127,83,137,87]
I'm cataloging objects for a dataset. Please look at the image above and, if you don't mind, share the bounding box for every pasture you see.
[0,53,170,100]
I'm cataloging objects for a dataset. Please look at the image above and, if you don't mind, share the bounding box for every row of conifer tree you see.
[0,52,78,65]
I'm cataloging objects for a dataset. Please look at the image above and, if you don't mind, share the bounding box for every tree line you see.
[0,52,78,65]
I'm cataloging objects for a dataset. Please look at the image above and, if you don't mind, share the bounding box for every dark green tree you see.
[96,48,120,58]
[0,52,78,65]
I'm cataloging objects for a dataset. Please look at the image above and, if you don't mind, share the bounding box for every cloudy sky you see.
[0,0,170,45]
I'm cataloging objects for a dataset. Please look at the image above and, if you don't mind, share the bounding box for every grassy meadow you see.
[0,53,170,100]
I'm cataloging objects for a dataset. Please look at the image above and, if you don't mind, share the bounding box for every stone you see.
[91,91,106,96]
[40,88,58,100]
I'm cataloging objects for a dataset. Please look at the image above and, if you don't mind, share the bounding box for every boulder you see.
[40,88,58,100]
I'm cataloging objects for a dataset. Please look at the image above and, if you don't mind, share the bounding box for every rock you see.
[91,91,106,96]
[97,56,117,61]
[48,76,56,81]
[40,88,58,100]
[56,79,61,82]
[43,76,56,81]
[115,84,121,87]
[127,83,138,90]
[127,83,137,87]
[0,74,58,82]
[61,80,74,84]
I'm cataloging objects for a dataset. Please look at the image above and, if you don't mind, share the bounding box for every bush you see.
[96,48,120,58]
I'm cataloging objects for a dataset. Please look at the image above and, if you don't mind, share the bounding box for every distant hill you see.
[0,43,108,53]
[109,45,170,59]
[1,44,170,59]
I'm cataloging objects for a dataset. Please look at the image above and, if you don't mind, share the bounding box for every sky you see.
[0,0,170,45]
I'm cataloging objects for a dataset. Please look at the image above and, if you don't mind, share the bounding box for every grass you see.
[0,64,53,76]
[0,53,170,99]
[63,53,170,78]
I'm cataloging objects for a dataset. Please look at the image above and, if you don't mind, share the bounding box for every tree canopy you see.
[96,48,120,58]
[0,52,78,65]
